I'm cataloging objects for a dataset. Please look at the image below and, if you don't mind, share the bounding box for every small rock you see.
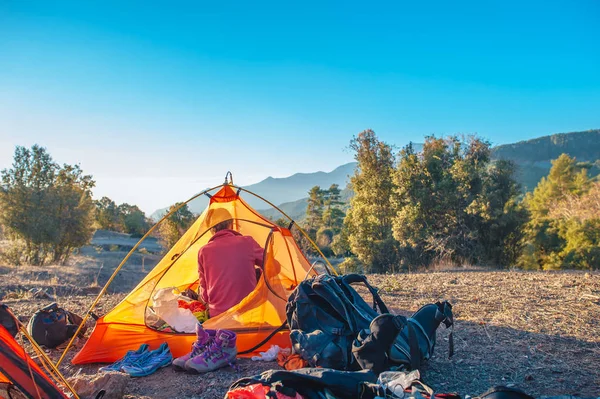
[68,371,129,399]
[525,375,534,381]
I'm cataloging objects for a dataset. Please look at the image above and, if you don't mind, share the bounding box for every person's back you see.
[198,214,263,318]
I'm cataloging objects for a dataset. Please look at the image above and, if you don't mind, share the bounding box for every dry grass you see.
[369,271,600,397]
[2,255,599,398]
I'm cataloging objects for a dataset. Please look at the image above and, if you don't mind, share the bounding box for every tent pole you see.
[235,186,338,275]
[55,184,224,367]
[18,326,81,399]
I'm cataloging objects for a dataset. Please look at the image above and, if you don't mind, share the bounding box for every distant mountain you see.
[150,162,357,221]
[150,131,599,222]
[491,129,600,190]
[260,186,354,221]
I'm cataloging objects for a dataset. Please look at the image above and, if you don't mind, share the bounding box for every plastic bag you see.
[152,288,198,333]
[378,370,421,398]
[251,345,290,361]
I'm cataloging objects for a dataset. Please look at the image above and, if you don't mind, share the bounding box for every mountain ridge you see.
[150,130,600,221]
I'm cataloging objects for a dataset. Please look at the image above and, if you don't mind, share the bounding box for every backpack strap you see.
[435,301,454,358]
[312,276,359,333]
[341,274,389,314]
[408,317,434,358]
[407,321,421,371]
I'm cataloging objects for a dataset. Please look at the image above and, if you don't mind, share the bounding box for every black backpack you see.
[27,303,87,348]
[286,274,389,371]
[353,301,454,373]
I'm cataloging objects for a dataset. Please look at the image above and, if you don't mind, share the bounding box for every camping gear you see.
[185,329,238,373]
[286,274,389,370]
[0,304,18,338]
[227,383,306,399]
[69,183,328,365]
[389,301,454,370]
[226,368,383,399]
[376,370,460,399]
[151,288,198,333]
[251,345,288,361]
[277,352,309,371]
[172,324,216,371]
[99,344,150,372]
[0,303,79,399]
[121,343,173,377]
[354,301,453,372]
[27,303,87,349]
[352,313,411,374]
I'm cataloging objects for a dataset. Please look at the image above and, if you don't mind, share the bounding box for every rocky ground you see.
[1,252,599,398]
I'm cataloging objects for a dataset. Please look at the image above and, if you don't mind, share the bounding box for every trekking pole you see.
[55,183,225,367]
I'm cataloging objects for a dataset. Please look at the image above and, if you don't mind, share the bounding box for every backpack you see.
[353,301,454,373]
[286,274,389,371]
[0,303,19,337]
[27,303,87,348]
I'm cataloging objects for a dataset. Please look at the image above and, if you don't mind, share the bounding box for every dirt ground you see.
[1,252,599,398]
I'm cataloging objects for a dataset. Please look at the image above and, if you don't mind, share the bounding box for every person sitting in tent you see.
[198,208,264,318]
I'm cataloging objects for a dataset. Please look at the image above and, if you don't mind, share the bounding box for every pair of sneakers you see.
[172,323,237,373]
[99,343,173,377]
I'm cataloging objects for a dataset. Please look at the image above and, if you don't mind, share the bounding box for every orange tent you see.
[71,183,329,364]
[0,304,77,398]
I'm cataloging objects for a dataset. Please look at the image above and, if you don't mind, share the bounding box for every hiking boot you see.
[185,329,237,373]
[122,342,173,377]
[99,343,149,372]
[172,323,216,371]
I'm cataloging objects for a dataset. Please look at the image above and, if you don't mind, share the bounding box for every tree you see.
[520,155,599,270]
[118,204,150,236]
[392,136,525,267]
[0,145,95,265]
[305,186,325,238]
[344,130,398,272]
[158,203,195,249]
[322,184,345,233]
[519,154,590,270]
[94,197,120,230]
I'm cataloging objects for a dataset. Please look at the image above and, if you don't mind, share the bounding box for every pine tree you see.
[344,130,398,272]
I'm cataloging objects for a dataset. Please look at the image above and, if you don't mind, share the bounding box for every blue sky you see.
[1,1,599,213]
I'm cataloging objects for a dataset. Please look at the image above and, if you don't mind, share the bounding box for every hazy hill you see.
[150,131,599,222]
[492,129,600,190]
[150,162,357,221]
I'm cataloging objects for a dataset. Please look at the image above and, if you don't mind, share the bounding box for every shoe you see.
[99,343,149,372]
[122,343,172,377]
[172,323,216,371]
[185,329,237,373]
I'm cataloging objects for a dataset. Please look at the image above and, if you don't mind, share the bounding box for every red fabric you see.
[0,325,68,398]
[227,383,305,399]
[198,229,264,317]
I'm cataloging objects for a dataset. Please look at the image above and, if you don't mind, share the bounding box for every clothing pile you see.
[146,288,209,333]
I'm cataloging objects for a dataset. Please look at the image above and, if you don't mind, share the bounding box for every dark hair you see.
[212,219,233,233]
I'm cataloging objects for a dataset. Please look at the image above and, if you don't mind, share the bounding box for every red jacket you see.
[198,229,264,317]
